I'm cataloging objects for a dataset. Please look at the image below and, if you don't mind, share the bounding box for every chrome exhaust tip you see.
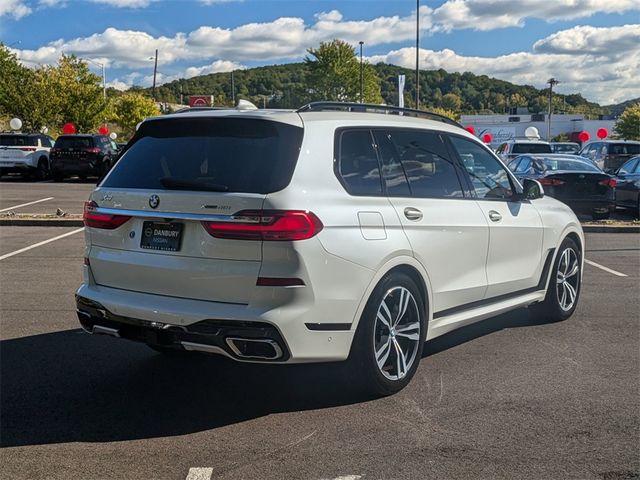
[225,337,283,360]
[91,325,121,338]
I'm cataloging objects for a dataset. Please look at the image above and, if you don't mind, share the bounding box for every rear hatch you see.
[86,114,304,304]
[542,172,613,199]
[0,135,37,165]
[604,143,640,171]
[52,136,97,169]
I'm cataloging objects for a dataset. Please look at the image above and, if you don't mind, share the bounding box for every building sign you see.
[188,95,213,107]
[477,127,515,144]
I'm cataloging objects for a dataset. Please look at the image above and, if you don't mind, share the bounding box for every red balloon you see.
[596,128,608,139]
[62,123,76,134]
[482,133,493,143]
[465,125,476,135]
[98,126,109,135]
[578,131,590,142]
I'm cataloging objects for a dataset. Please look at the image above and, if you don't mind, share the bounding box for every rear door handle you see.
[488,210,502,222]
[404,207,423,221]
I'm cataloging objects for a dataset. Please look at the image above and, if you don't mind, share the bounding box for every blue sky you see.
[1,0,639,104]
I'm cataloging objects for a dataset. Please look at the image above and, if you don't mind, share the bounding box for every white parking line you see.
[0,197,55,213]
[185,468,213,480]
[0,227,84,261]
[585,259,628,277]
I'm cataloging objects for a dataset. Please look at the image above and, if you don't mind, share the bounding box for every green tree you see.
[614,104,640,140]
[109,92,160,138]
[305,40,382,103]
[51,55,108,132]
[509,93,527,107]
[441,93,462,112]
[430,107,460,121]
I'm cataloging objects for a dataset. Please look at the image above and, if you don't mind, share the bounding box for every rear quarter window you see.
[102,117,303,194]
[334,129,383,196]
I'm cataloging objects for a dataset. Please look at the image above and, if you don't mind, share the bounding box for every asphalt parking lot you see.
[0,222,638,479]
[0,178,96,215]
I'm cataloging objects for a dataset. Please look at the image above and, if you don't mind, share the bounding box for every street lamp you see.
[415,0,420,109]
[80,57,106,100]
[547,77,560,140]
[359,41,364,103]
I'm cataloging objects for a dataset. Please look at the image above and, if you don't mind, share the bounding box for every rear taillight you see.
[83,147,101,153]
[538,178,565,186]
[598,178,617,188]
[201,210,323,241]
[83,201,131,229]
[18,147,36,151]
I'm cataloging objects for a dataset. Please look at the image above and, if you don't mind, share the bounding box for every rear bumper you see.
[0,162,34,174]
[75,283,357,363]
[560,198,615,214]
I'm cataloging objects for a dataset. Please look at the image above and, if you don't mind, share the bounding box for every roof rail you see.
[172,106,231,114]
[297,101,463,128]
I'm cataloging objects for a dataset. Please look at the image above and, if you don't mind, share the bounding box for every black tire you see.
[531,237,582,322]
[345,271,426,397]
[52,171,64,182]
[34,158,50,181]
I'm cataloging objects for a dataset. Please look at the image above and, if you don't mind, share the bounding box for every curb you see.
[0,219,84,227]
[581,225,640,233]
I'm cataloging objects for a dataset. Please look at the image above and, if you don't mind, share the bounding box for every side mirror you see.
[523,178,544,200]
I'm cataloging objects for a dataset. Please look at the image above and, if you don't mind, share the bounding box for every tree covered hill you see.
[149,61,606,117]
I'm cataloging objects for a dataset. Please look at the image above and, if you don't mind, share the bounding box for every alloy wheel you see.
[556,247,580,311]
[373,286,421,381]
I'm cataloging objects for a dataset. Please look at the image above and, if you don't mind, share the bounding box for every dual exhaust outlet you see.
[81,314,283,361]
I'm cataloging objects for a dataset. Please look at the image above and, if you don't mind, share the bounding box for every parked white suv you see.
[0,133,54,179]
[76,102,584,396]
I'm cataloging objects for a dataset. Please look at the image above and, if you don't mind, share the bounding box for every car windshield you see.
[552,144,579,153]
[512,143,552,154]
[102,117,303,194]
[0,135,37,147]
[609,144,640,155]
[540,158,600,172]
[55,136,94,148]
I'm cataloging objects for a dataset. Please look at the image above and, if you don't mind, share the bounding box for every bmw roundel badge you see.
[149,194,160,209]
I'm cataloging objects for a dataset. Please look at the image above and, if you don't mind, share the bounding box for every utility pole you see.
[152,49,158,101]
[359,41,364,103]
[101,63,106,100]
[231,71,235,105]
[547,77,559,140]
[415,0,420,109]
[179,81,183,105]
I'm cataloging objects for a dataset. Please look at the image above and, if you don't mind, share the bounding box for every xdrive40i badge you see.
[149,195,160,209]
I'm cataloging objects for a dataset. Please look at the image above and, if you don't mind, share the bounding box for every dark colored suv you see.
[578,140,640,173]
[50,134,118,181]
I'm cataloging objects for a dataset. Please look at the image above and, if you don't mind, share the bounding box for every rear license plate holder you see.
[140,221,183,252]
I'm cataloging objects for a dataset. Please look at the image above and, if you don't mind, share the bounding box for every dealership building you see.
[460,111,615,146]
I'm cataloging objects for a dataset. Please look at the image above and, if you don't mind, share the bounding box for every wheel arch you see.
[350,256,433,333]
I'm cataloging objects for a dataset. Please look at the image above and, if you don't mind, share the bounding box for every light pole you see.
[231,71,235,106]
[547,77,559,140]
[81,57,106,100]
[415,0,420,109]
[152,49,159,101]
[359,41,364,103]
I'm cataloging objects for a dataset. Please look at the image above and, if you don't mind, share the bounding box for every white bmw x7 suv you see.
[76,102,584,396]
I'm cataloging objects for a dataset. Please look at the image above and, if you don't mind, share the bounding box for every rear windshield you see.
[102,117,303,194]
[0,135,37,147]
[551,144,579,153]
[55,136,94,148]
[609,143,640,155]
[512,143,552,154]
[540,158,600,172]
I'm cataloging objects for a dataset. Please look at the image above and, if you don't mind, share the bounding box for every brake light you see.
[538,178,565,186]
[598,178,617,188]
[83,201,131,229]
[201,210,323,241]
[83,147,101,153]
[18,147,36,151]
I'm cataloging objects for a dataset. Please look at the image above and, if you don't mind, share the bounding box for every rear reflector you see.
[83,201,131,229]
[18,147,37,151]
[257,277,305,287]
[598,178,617,188]
[201,210,323,241]
[538,178,565,186]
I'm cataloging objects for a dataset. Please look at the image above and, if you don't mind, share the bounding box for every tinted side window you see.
[448,136,515,200]
[387,130,464,198]
[373,131,410,196]
[336,130,382,196]
[40,136,52,148]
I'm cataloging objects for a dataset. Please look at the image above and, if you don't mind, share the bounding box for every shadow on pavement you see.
[1,308,542,447]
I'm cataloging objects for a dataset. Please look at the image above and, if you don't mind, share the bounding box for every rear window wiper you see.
[159,177,229,192]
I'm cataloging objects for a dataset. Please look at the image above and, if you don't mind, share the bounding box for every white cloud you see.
[184,60,245,78]
[91,0,152,8]
[533,24,640,56]
[0,0,31,19]
[431,0,640,32]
